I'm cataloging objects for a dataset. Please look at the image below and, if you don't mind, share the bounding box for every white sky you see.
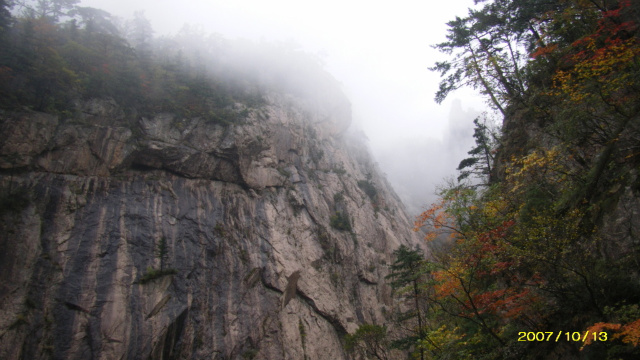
[80,0,488,211]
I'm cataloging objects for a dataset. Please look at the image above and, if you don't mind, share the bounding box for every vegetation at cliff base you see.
[344,324,390,360]
[364,0,640,359]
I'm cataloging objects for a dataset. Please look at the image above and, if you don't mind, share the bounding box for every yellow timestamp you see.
[517,331,608,342]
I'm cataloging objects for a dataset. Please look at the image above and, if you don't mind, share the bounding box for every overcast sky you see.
[80,0,488,212]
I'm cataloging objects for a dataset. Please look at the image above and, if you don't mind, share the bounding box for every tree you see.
[430,0,583,115]
[329,211,351,232]
[386,245,429,360]
[0,0,13,73]
[7,16,78,111]
[456,116,497,183]
[70,6,118,35]
[344,324,390,360]
[156,237,169,271]
[127,10,153,60]
[0,0,12,34]
[430,6,523,115]
[16,0,80,22]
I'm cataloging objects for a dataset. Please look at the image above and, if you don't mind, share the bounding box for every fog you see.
[80,0,489,214]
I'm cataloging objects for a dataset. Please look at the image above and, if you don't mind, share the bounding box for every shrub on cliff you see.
[330,211,351,232]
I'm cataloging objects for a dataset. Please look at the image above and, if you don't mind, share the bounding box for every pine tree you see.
[456,116,496,184]
[386,245,428,360]
[156,237,168,271]
[0,0,12,34]
[18,0,80,22]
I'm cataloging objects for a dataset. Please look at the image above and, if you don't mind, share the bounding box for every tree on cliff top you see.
[16,0,79,22]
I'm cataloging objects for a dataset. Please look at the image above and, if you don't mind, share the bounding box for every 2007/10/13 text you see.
[518,331,608,342]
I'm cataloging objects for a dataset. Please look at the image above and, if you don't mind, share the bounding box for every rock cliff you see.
[0,92,421,359]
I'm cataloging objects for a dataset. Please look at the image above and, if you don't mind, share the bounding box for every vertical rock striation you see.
[0,94,421,359]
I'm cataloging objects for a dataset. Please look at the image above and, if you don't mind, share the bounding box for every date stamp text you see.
[517,331,609,342]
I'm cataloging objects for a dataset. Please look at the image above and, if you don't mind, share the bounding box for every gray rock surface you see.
[0,95,421,359]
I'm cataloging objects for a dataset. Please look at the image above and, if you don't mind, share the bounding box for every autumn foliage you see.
[410,0,640,358]
[584,320,640,348]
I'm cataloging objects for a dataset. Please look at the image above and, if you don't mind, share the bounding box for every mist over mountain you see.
[74,0,488,209]
[374,99,479,215]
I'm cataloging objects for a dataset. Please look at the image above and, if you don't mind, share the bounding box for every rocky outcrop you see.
[0,95,421,359]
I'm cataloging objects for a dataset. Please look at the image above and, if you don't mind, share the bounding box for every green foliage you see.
[277,167,291,178]
[138,266,177,284]
[299,318,307,347]
[386,246,429,359]
[0,2,265,118]
[0,1,12,35]
[430,4,524,113]
[288,193,304,216]
[21,0,80,23]
[137,236,177,284]
[315,225,339,262]
[214,222,226,237]
[456,116,496,184]
[329,211,351,232]
[156,237,169,271]
[344,324,390,360]
[332,166,347,176]
[330,272,340,286]
[241,348,258,359]
[357,179,377,200]
[386,246,426,292]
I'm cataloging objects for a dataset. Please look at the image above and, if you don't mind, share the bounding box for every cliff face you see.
[0,93,421,359]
